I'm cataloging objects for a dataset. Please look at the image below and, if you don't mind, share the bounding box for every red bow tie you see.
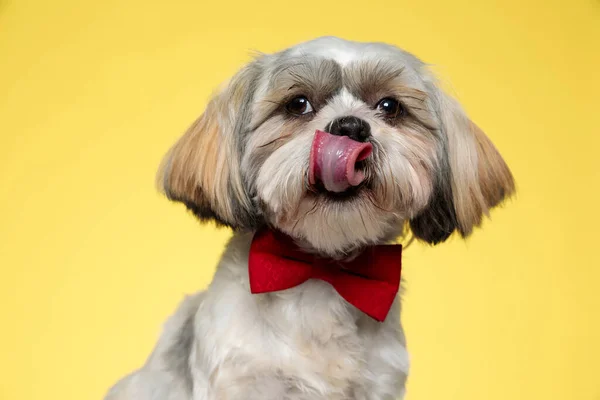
[248,229,402,322]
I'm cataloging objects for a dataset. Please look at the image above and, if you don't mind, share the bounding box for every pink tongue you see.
[309,130,373,193]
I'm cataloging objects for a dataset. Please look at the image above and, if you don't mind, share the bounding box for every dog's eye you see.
[376,98,404,118]
[286,96,314,116]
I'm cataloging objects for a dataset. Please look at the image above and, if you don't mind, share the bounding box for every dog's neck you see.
[293,237,364,262]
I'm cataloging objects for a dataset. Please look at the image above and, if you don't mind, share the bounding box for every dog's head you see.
[158,37,514,256]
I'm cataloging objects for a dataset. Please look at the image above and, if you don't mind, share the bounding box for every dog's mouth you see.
[310,179,369,201]
[308,130,373,195]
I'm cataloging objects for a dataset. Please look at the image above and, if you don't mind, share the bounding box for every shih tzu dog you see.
[106,37,514,400]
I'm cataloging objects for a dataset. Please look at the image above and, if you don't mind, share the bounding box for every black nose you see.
[327,116,371,142]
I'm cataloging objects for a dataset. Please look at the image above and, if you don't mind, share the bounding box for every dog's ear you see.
[410,79,515,244]
[157,63,262,230]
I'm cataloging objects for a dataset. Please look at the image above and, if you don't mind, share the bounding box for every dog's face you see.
[159,37,514,256]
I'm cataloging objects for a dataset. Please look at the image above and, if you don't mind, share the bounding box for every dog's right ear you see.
[157,63,262,230]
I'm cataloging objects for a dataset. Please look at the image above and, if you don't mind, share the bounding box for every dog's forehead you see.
[253,37,427,99]
[286,37,366,66]
[282,37,423,68]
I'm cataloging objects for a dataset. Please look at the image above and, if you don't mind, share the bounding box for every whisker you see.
[291,201,319,232]
[257,134,292,148]
[366,191,393,212]
[358,207,368,233]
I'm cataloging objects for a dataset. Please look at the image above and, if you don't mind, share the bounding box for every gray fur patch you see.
[163,308,196,393]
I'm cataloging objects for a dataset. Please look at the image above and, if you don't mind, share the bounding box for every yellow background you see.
[1,0,598,399]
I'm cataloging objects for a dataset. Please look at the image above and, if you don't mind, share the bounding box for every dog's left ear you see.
[157,63,262,230]
[410,79,515,244]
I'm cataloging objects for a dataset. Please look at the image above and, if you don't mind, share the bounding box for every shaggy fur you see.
[106,37,514,400]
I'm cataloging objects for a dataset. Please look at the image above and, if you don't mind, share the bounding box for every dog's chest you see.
[235,281,404,399]
[201,260,408,400]
[283,299,364,395]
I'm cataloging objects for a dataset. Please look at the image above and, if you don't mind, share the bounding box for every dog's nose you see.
[327,116,371,142]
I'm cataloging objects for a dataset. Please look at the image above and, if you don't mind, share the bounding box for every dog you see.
[106,36,515,400]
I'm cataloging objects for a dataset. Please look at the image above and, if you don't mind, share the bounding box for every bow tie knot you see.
[248,229,402,322]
